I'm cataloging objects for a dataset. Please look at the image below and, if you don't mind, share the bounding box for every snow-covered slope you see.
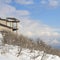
[0,44,60,60]
[0,33,60,60]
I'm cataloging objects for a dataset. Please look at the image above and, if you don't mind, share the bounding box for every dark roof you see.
[6,17,20,22]
[6,17,17,20]
[7,20,20,22]
[0,17,20,22]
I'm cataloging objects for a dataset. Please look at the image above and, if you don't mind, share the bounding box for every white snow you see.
[0,44,60,60]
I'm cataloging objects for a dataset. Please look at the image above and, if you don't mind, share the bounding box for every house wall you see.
[0,25,12,32]
[0,19,19,32]
[0,20,13,27]
[0,19,12,31]
[0,20,7,25]
[7,22,12,27]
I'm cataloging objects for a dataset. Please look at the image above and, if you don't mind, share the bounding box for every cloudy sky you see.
[0,0,60,48]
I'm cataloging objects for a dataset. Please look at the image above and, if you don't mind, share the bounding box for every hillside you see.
[0,31,60,60]
[1,31,60,56]
[0,44,60,60]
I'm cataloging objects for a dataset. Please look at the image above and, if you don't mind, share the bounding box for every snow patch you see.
[0,44,60,60]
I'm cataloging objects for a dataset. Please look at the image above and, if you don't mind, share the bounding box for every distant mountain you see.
[53,45,60,49]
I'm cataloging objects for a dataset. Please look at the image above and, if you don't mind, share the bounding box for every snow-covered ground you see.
[0,44,59,60]
[0,33,60,60]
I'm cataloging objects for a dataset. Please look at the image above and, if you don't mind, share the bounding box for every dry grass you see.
[2,31,60,56]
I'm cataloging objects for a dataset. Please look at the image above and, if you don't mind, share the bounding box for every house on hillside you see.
[0,17,20,32]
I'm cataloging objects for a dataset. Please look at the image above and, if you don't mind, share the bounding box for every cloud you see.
[18,18,60,47]
[52,39,60,44]
[0,3,30,18]
[20,19,60,38]
[40,0,47,5]
[40,0,60,8]
[0,0,34,5]
[15,0,34,5]
[0,0,12,4]
[50,39,60,47]
[48,0,59,8]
